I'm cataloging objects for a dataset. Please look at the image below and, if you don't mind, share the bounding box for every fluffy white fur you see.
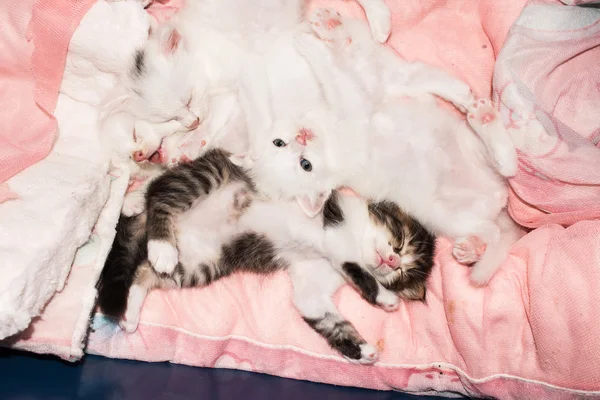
[237,12,521,286]
[101,0,393,218]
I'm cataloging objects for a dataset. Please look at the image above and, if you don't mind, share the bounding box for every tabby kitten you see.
[97,149,435,363]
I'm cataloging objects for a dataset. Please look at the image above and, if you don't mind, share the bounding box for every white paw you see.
[119,317,139,333]
[376,288,400,312]
[147,239,178,274]
[357,343,379,364]
[452,89,476,114]
[309,8,349,46]
[452,236,485,265]
[469,263,496,287]
[365,4,391,43]
[121,191,146,216]
[467,99,518,178]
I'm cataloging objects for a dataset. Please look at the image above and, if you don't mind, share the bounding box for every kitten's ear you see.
[99,86,131,121]
[296,191,331,218]
[229,153,253,169]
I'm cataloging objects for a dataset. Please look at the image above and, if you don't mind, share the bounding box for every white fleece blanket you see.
[0,1,149,344]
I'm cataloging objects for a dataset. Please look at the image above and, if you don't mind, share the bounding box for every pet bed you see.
[1,0,600,399]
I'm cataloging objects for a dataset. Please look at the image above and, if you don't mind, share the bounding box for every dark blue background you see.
[0,349,460,400]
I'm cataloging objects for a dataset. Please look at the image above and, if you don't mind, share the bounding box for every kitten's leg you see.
[145,151,241,274]
[354,0,392,43]
[306,8,474,113]
[452,236,486,265]
[384,57,476,113]
[294,33,357,114]
[467,99,518,177]
[120,261,174,333]
[469,210,522,286]
[288,258,378,364]
[122,189,147,217]
[341,261,399,312]
[237,56,273,160]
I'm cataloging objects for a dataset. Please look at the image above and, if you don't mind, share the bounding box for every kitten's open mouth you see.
[148,148,164,164]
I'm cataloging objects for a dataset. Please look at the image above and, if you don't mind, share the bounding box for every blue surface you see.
[0,349,458,400]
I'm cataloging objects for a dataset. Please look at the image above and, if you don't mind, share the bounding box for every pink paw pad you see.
[310,8,350,46]
[468,99,498,126]
[453,236,487,265]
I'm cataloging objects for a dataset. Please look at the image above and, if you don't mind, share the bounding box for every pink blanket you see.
[0,0,95,201]
[495,0,600,228]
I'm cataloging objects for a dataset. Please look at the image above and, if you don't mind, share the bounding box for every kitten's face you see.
[128,27,209,132]
[242,116,337,205]
[361,201,436,300]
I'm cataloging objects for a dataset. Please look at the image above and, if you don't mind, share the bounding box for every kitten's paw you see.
[467,99,518,178]
[469,263,496,287]
[467,99,498,126]
[452,89,476,114]
[339,341,378,364]
[122,191,146,216]
[148,239,178,274]
[364,3,391,43]
[376,288,400,312]
[353,343,379,365]
[452,236,486,265]
[119,317,139,333]
[309,8,350,47]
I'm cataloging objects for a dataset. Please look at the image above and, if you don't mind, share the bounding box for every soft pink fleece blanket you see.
[0,0,95,201]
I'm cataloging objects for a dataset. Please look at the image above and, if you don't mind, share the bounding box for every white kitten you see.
[238,15,520,286]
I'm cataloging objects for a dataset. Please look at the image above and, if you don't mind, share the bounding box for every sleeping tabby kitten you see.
[97,149,435,363]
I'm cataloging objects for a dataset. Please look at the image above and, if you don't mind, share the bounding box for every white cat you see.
[235,11,521,286]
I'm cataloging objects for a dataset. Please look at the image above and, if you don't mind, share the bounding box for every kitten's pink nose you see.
[187,117,200,130]
[385,254,400,269]
[132,151,146,162]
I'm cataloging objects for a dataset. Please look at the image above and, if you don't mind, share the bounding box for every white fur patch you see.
[148,239,179,274]
[120,284,147,333]
[375,287,399,312]
[121,190,146,216]
[356,343,379,364]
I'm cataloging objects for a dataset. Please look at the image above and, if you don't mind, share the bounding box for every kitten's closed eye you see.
[273,139,286,147]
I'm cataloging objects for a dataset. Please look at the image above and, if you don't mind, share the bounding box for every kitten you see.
[98,22,212,216]
[234,12,521,286]
[97,149,436,363]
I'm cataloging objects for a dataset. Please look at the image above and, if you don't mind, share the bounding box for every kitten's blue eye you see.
[300,158,312,172]
[272,139,286,147]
